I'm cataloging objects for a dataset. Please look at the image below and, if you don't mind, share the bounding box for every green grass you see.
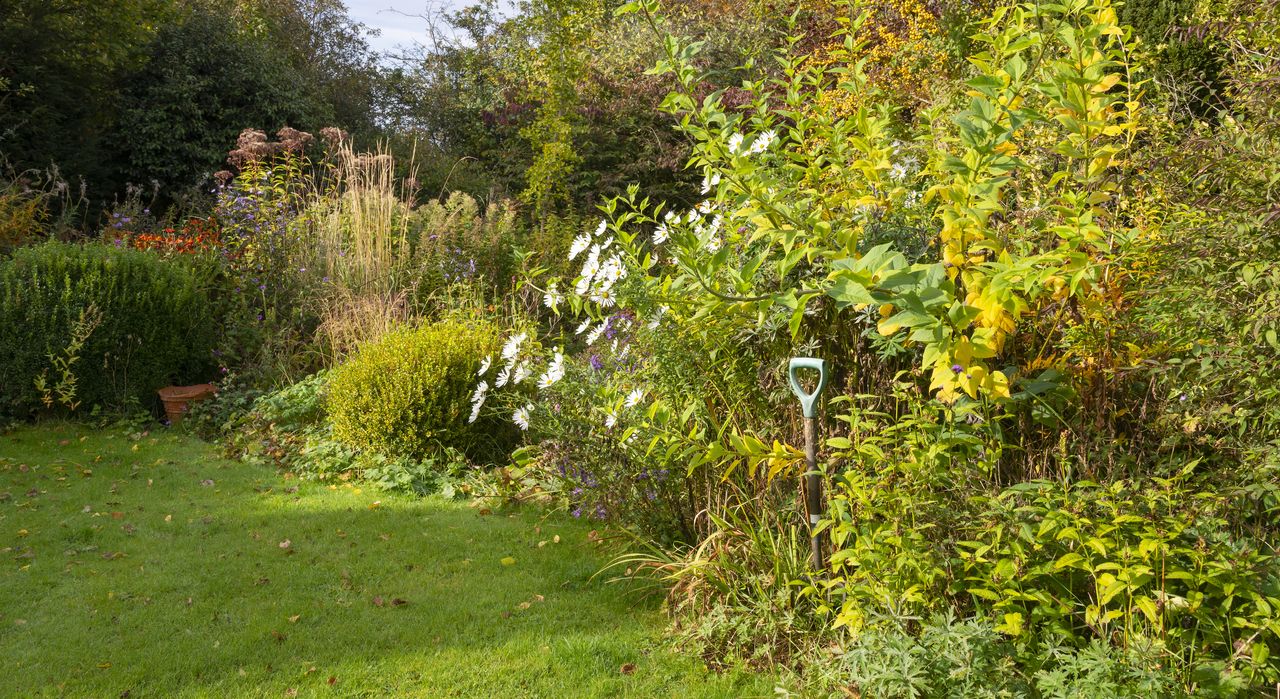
[0,424,775,698]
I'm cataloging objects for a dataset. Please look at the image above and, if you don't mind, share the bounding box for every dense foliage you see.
[327,318,506,460]
[4,0,1280,693]
[0,242,215,416]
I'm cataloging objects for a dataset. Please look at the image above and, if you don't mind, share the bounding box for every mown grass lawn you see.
[0,424,774,698]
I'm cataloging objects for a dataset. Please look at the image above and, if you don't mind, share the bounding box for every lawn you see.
[0,424,774,698]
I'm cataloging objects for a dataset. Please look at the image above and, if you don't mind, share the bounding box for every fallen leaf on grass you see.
[255,578,270,586]
[288,615,300,623]
[271,630,286,643]
[97,662,111,669]
[200,480,214,487]
[620,663,636,675]
[391,598,408,607]
[278,539,291,550]
[553,535,561,544]
[500,556,516,566]
[164,515,172,523]
[285,688,298,697]
[328,676,337,686]
[372,596,384,607]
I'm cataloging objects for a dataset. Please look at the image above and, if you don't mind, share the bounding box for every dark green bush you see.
[326,318,506,460]
[0,241,216,416]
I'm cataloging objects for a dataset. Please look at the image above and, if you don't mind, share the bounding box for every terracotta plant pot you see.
[158,383,218,424]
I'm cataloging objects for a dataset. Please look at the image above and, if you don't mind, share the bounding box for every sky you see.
[346,0,499,55]
[345,0,437,54]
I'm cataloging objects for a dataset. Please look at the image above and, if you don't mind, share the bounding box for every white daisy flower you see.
[568,233,591,261]
[513,361,531,385]
[580,247,601,281]
[594,219,608,237]
[604,411,617,429]
[706,235,722,252]
[543,282,563,310]
[727,132,744,154]
[600,237,614,251]
[538,351,565,389]
[647,305,669,330]
[575,275,592,296]
[663,210,678,222]
[625,388,644,408]
[575,318,592,335]
[501,333,526,362]
[600,256,624,285]
[495,365,510,388]
[589,287,616,308]
[586,321,607,345]
[468,400,483,424]
[513,404,532,431]
[697,199,714,214]
[748,130,776,155]
[471,380,489,404]
[889,162,908,181]
[477,356,492,377]
[653,223,668,245]
[700,172,720,194]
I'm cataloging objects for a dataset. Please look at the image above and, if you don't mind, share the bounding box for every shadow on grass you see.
[0,424,773,698]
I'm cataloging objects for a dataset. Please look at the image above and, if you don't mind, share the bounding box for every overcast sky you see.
[346,0,501,55]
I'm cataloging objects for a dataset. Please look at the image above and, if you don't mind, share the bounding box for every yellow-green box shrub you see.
[327,318,502,460]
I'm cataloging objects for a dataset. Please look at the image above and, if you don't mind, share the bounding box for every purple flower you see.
[571,508,582,518]
[589,354,604,371]
[951,364,964,374]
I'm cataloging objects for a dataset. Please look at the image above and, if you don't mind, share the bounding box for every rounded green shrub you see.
[0,241,216,416]
[326,319,505,460]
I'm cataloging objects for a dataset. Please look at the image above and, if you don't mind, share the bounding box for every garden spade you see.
[788,357,829,569]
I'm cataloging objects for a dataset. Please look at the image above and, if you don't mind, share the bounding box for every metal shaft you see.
[803,416,825,569]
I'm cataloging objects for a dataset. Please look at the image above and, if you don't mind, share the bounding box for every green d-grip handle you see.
[788,357,828,419]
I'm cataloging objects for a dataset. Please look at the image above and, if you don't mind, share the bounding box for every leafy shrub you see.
[0,241,215,416]
[224,370,478,495]
[839,614,1181,698]
[840,614,1029,698]
[407,192,520,297]
[327,318,506,460]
